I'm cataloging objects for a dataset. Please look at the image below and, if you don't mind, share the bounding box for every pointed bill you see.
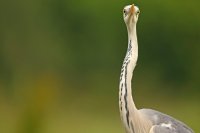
[130,4,135,14]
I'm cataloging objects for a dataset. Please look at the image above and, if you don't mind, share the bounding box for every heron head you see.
[123,4,140,28]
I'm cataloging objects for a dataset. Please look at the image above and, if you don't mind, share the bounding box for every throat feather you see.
[120,45,132,128]
[124,60,130,127]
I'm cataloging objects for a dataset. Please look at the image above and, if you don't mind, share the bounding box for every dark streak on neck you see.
[119,39,132,128]
[124,40,132,128]
[124,60,130,127]
[127,40,132,54]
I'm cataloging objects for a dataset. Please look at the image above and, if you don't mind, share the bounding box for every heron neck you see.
[119,24,138,129]
[126,25,138,109]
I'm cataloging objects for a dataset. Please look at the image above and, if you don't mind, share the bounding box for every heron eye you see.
[136,10,140,15]
[123,10,126,14]
[123,10,127,16]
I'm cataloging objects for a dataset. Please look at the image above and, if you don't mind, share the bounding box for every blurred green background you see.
[0,0,199,133]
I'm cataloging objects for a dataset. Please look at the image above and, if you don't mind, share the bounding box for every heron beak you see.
[130,4,135,14]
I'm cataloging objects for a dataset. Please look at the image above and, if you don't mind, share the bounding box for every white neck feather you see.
[119,24,152,133]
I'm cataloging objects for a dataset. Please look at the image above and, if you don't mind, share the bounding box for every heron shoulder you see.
[139,109,194,133]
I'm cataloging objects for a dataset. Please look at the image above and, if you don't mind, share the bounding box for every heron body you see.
[119,4,194,133]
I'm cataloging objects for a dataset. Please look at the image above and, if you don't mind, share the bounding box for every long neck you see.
[119,24,152,133]
[119,24,138,130]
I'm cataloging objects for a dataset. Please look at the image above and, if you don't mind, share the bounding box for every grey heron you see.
[119,4,194,133]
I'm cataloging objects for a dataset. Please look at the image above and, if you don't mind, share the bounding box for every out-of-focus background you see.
[0,0,199,133]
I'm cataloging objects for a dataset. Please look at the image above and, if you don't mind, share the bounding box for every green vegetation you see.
[0,0,199,132]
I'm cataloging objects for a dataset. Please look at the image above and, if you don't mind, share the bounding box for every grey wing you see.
[150,125,177,133]
[139,109,194,133]
[150,125,178,133]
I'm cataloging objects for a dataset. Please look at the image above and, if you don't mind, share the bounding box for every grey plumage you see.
[140,109,194,133]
